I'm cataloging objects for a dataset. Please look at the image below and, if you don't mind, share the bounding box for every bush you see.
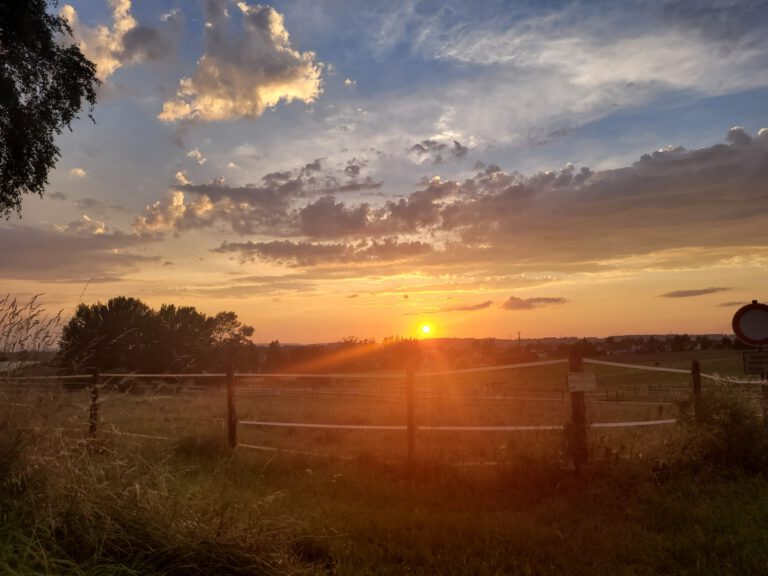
[682,391,768,473]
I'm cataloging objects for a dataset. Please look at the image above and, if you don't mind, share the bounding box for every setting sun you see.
[420,323,433,336]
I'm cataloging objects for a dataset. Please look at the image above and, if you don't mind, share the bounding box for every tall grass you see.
[0,294,61,363]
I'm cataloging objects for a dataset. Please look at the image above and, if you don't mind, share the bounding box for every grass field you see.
[2,349,768,574]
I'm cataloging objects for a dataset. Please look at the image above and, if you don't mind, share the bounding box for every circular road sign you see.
[732,301,768,347]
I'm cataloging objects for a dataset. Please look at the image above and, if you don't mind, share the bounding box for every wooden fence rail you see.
[0,349,739,469]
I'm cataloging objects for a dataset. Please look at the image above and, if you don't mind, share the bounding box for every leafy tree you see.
[263,340,284,373]
[150,304,214,371]
[58,297,154,371]
[58,297,254,372]
[0,0,99,217]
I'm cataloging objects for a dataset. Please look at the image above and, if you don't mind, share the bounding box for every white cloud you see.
[55,214,107,235]
[187,148,207,165]
[61,0,176,80]
[159,1,322,122]
[69,168,88,178]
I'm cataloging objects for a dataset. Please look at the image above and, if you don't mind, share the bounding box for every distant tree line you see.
[58,297,256,373]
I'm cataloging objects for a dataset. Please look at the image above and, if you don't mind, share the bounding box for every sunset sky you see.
[2,0,767,343]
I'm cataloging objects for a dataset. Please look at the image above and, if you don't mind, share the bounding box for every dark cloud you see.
[501,297,567,310]
[409,139,470,164]
[661,287,730,298]
[212,238,433,267]
[135,156,385,238]
[138,127,768,276]
[0,224,159,283]
[299,196,370,238]
[441,300,493,312]
[121,24,173,62]
[718,301,747,307]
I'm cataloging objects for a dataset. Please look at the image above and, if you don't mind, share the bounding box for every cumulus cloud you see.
[187,148,207,165]
[55,214,108,235]
[61,0,177,80]
[158,1,322,122]
[136,127,768,275]
[661,287,731,298]
[135,157,383,237]
[501,297,567,310]
[69,168,87,178]
[299,196,370,238]
[174,171,191,185]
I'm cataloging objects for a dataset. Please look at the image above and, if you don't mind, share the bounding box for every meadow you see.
[3,348,768,575]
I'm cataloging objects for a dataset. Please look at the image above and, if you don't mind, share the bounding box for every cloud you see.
[73,197,125,215]
[135,158,382,237]
[187,148,207,165]
[136,127,768,277]
[55,214,107,235]
[501,297,567,310]
[212,238,433,266]
[61,0,177,80]
[360,1,768,150]
[69,168,87,178]
[0,223,158,283]
[158,1,322,122]
[299,196,370,238]
[661,287,731,298]
[441,300,493,312]
[409,139,469,164]
[719,301,747,307]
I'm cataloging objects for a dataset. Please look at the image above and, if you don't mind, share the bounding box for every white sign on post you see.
[567,372,597,392]
[744,351,768,374]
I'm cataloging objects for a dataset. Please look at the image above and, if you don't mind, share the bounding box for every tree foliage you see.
[0,0,99,217]
[58,297,255,372]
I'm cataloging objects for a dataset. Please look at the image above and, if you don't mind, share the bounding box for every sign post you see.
[732,301,768,420]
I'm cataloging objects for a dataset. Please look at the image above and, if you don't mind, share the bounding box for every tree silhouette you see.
[58,297,254,372]
[0,0,99,217]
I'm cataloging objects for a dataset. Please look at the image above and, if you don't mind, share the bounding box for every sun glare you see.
[420,323,433,337]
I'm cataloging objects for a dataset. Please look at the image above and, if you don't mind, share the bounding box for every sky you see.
[2,0,768,343]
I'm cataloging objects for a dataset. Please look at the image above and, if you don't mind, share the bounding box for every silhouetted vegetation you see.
[58,296,255,372]
[0,0,99,217]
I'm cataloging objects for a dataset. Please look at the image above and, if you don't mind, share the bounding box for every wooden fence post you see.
[569,346,588,471]
[227,365,237,449]
[406,366,416,473]
[691,360,701,421]
[89,369,99,438]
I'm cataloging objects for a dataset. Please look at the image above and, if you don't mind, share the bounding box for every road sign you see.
[567,371,596,392]
[732,301,768,347]
[744,351,768,375]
